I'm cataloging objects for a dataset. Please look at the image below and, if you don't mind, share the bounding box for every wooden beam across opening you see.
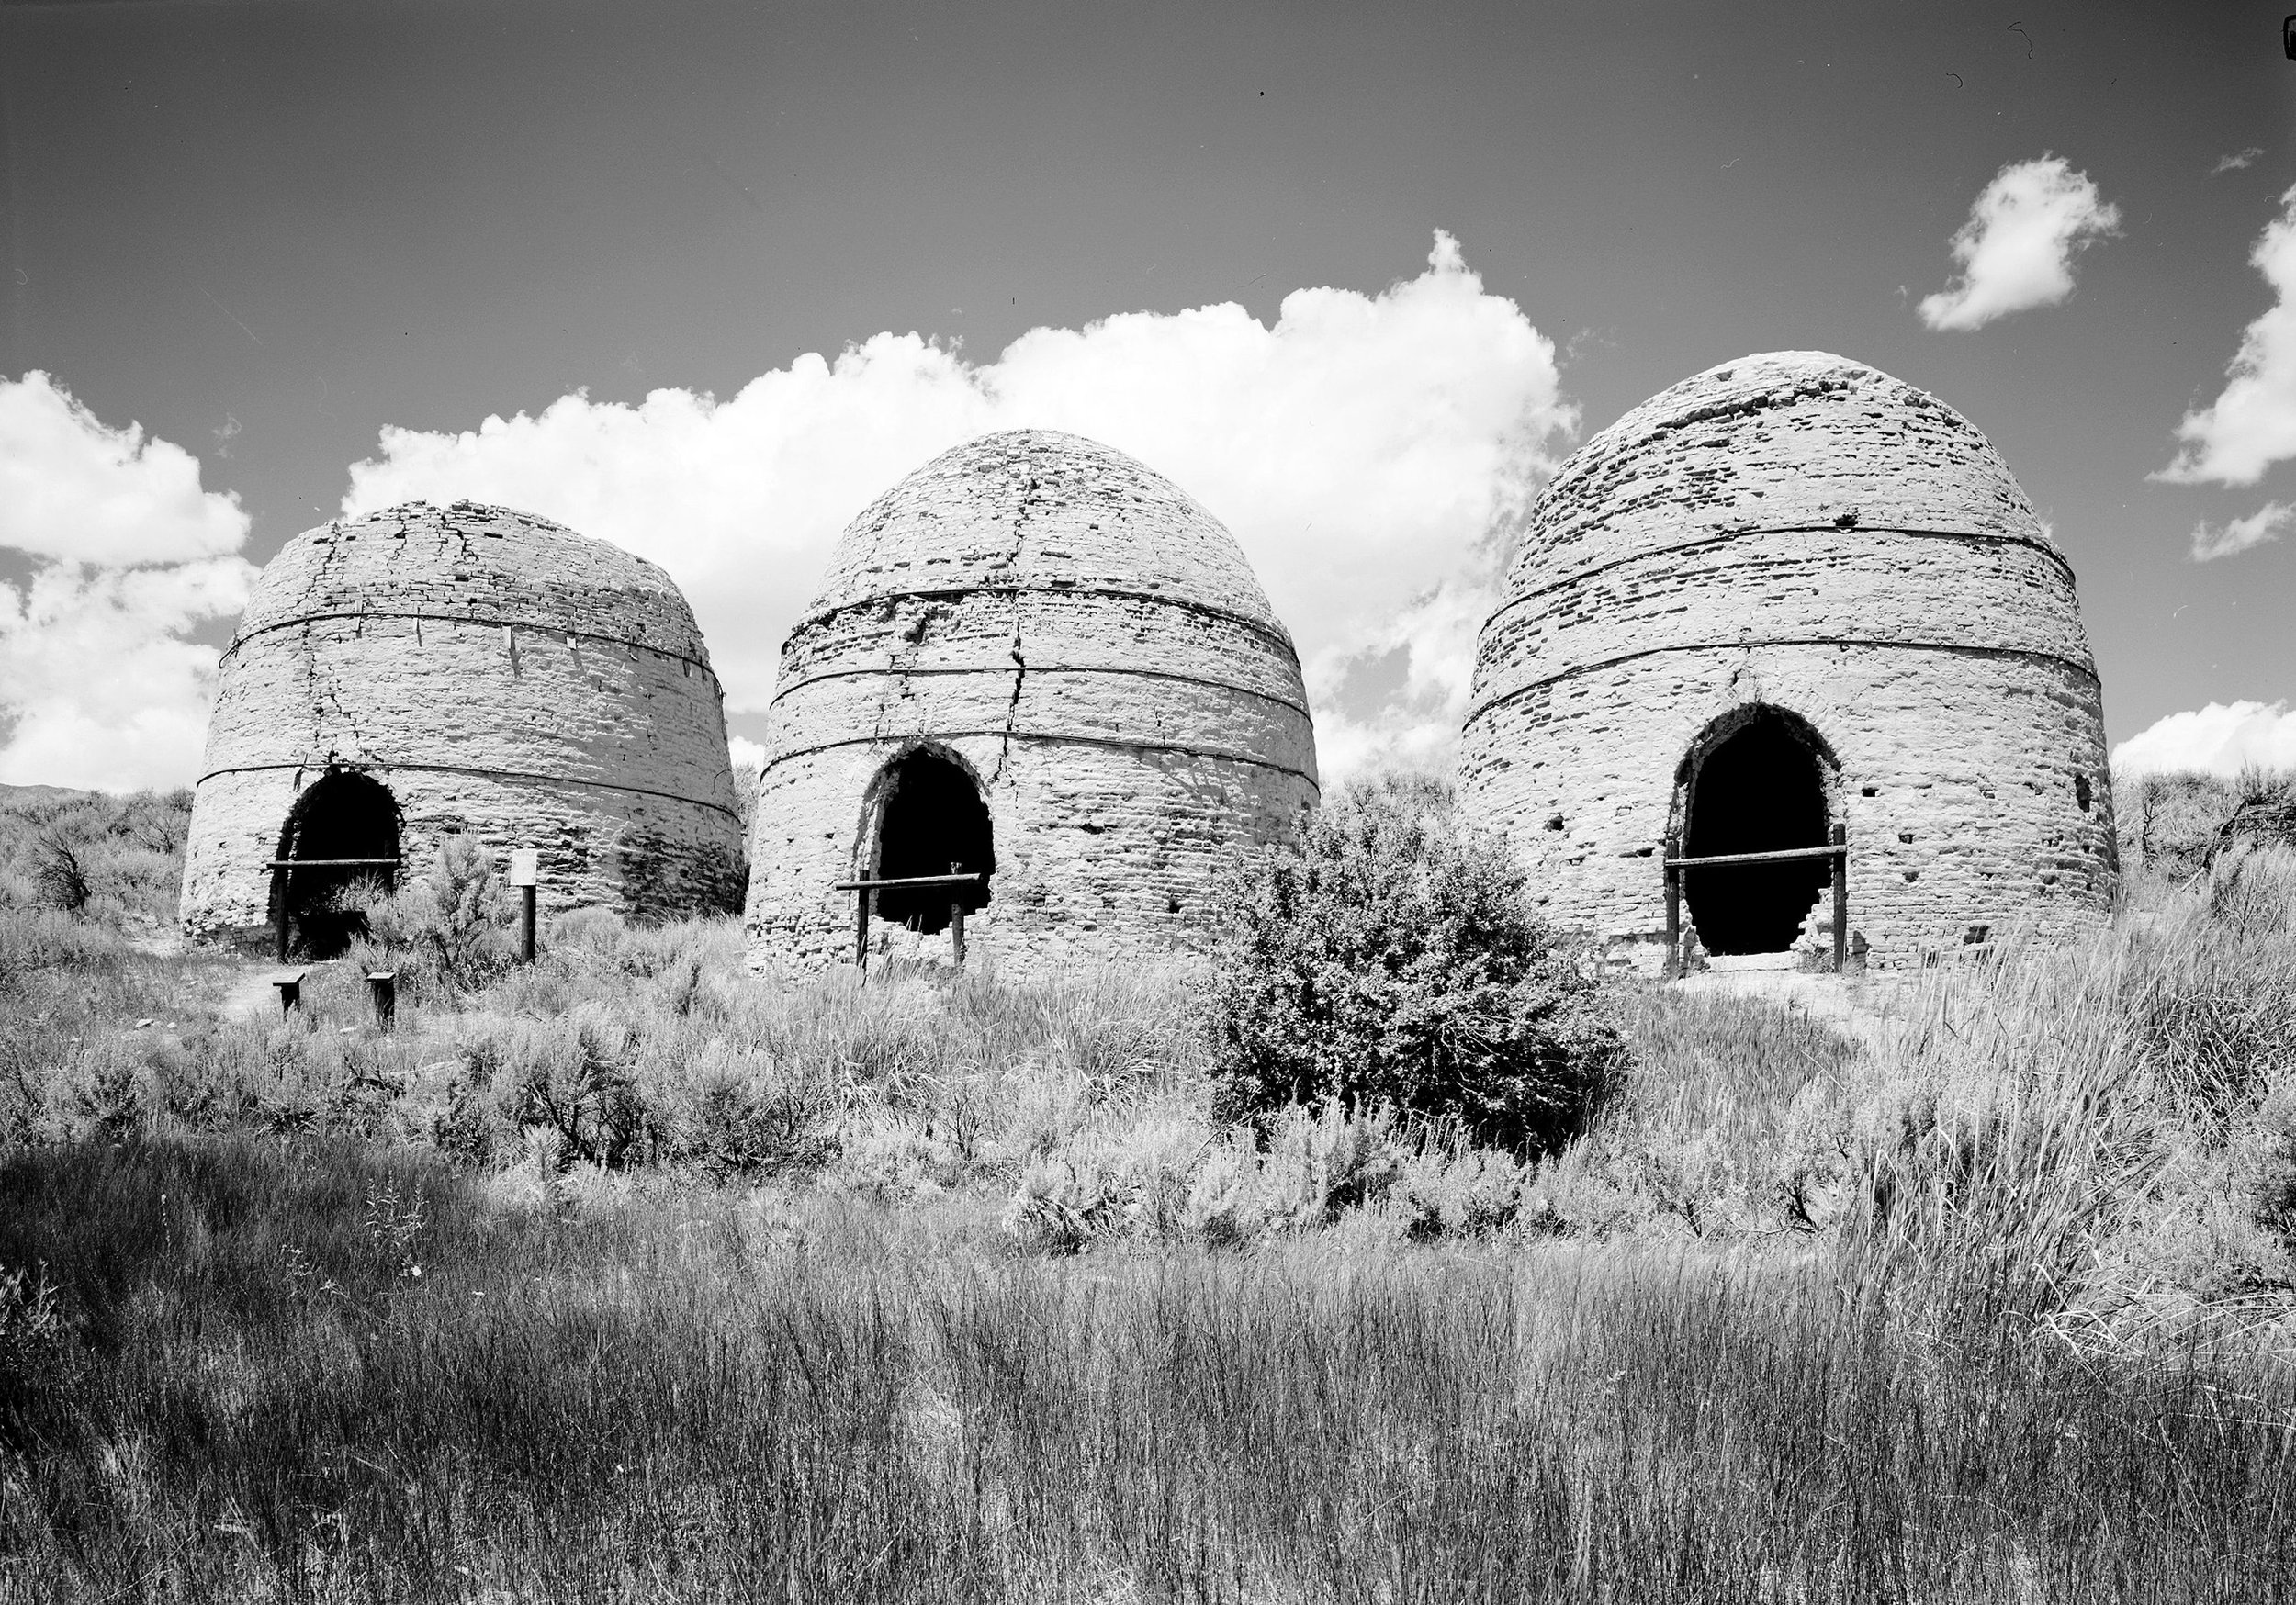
[1661,828,1851,977]
[838,871,987,980]
[1661,844,1846,870]
[267,858,403,868]
[831,872,985,891]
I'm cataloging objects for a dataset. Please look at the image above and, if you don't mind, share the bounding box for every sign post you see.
[950,861,967,968]
[1662,832,1681,981]
[508,849,540,962]
[1829,824,1848,974]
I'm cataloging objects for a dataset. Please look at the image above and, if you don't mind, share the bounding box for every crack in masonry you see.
[244,507,382,651]
[383,513,413,575]
[436,509,478,567]
[321,657,377,760]
[275,513,355,635]
[283,520,382,772]
[992,595,1028,784]
[862,451,1054,772]
[786,583,1299,667]
[985,455,1045,783]
[298,622,323,761]
[302,629,377,769]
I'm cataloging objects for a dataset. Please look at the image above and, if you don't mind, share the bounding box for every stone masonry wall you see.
[747,431,1319,975]
[1458,353,2117,971]
[183,501,742,944]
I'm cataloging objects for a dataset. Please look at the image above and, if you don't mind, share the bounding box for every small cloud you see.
[2156,185,2296,486]
[1918,154,2122,331]
[727,734,767,773]
[1561,324,1613,365]
[2112,701,2296,778]
[2189,500,2292,562]
[212,413,241,459]
[2212,147,2265,176]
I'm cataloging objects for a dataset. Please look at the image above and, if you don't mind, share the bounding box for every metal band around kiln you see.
[789,583,1301,666]
[1478,524,2082,638]
[219,612,716,678]
[1462,635,2103,724]
[766,661,1312,721]
[760,729,1320,790]
[193,761,742,823]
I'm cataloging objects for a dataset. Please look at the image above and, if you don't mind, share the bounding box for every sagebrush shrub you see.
[28,832,91,913]
[1205,774,1626,1153]
[351,836,516,997]
[0,788,189,929]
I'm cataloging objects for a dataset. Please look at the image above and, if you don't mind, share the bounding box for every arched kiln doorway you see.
[864,748,994,935]
[1676,706,1834,956]
[272,769,401,960]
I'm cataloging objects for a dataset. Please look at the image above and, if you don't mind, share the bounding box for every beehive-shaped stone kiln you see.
[1458,352,2116,971]
[747,429,1319,973]
[182,500,744,953]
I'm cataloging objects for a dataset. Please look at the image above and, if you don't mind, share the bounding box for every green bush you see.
[1204,773,1627,1154]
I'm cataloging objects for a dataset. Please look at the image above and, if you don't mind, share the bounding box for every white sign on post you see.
[507,849,540,888]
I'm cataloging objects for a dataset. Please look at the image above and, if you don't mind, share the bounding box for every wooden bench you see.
[268,969,309,1015]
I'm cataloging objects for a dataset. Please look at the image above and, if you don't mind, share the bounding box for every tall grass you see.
[5,800,2296,1597]
[3,1138,2290,1604]
[1829,860,2296,1354]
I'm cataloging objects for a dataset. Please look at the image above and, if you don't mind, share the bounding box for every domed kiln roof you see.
[1514,351,2056,589]
[801,430,1289,642]
[233,501,708,663]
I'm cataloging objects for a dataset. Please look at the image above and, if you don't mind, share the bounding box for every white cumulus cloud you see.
[1918,155,2122,332]
[2112,701,2296,779]
[2189,501,2292,562]
[0,373,254,791]
[2157,185,2296,487]
[345,231,1572,778]
[0,372,248,567]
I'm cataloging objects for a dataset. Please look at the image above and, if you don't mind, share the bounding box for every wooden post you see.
[950,860,966,967]
[1662,833,1681,982]
[366,971,398,1032]
[508,849,540,963]
[1830,823,1849,973]
[853,884,871,982]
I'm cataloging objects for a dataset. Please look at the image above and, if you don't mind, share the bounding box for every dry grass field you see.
[1,777,2293,1601]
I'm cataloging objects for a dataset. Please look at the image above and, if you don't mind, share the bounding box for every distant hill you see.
[0,782,97,807]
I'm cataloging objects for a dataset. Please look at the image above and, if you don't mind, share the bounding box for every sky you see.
[2,0,2293,790]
